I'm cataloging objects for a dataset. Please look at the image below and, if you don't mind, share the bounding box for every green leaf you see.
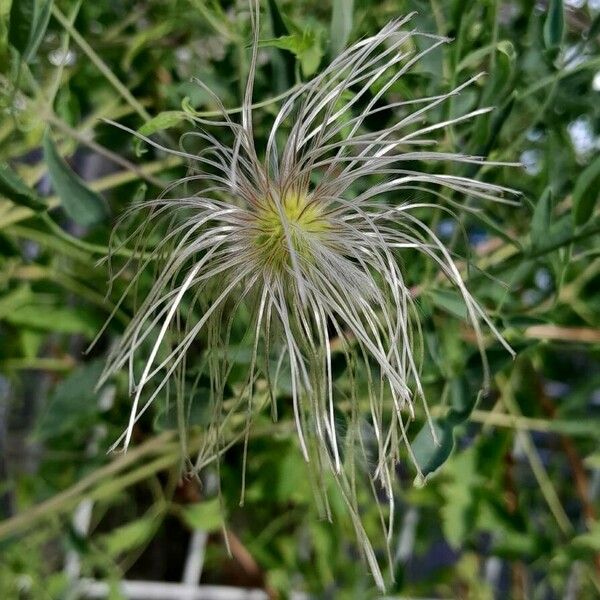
[277,447,309,503]
[572,155,600,226]
[441,448,479,548]
[457,40,515,73]
[8,0,53,63]
[543,0,564,50]
[8,0,35,55]
[428,288,468,320]
[5,302,98,336]
[448,378,478,423]
[102,514,160,557]
[584,453,600,468]
[412,418,455,485]
[267,0,289,37]
[267,0,295,89]
[24,0,53,63]
[571,522,600,552]
[0,286,34,320]
[548,418,600,439]
[0,162,46,211]
[134,111,187,156]
[35,361,104,440]
[531,187,552,250]
[260,29,323,77]
[122,21,172,71]
[0,231,20,257]
[43,130,109,226]
[411,381,478,485]
[181,499,224,532]
[528,213,574,256]
[20,328,44,359]
[330,0,353,57]
[589,12,600,40]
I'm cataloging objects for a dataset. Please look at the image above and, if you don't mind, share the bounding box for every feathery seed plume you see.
[97,3,517,588]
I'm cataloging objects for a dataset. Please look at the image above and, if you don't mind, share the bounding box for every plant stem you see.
[51,5,152,123]
[0,157,181,229]
[498,374,573,536]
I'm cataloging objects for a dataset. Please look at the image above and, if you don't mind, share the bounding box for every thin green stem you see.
[46,1,81,109]
[498,374,573,536]
[51,5,152,123]
[0,157,181,229]
[0,431,176,541]
[1,358,75,371]
[45,113,166,188]
[518,55,600,101]
[185,84,301,119]
[0,423,295,542]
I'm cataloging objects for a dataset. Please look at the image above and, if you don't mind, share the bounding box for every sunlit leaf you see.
[571,522,600,552]
[441,448,479,549]
[102,514,160,557]
[259,28,324,77]
[134,111,187,156]
[0,287,34,320]
[5,303,98,336]
[181,499,224,532]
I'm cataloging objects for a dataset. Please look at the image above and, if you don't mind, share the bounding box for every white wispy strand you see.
[97,2,518,590]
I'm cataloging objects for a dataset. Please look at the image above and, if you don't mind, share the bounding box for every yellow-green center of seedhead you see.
[253,192,329,269]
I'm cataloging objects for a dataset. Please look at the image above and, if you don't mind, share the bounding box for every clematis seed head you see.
[95,2,519,589]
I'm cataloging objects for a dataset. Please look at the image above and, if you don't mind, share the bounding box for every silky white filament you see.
[98,3,518,590]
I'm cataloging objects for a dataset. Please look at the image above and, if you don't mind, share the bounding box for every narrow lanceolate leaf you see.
[531,187,552,249]
[8,0,54,63]
[330,0,354,57]
[267,0,295,89]
[181,499,224,532]
[137,110,184,139]
[0,232,20,257]
[573,155,600,226]
[412,419,456,485]
[0,287,34,321]
[23,0,53,63]
[0,162,46,211]
[134,111,187,156]
[101,514,160,557]
[6,303,97,336]
[8,0,35,55]
[543,0,564,50]
[267,0,288,37]
[529,213,573,256]
[42,130,109,226]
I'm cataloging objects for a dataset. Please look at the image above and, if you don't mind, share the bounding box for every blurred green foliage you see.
[0,0,599,598]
